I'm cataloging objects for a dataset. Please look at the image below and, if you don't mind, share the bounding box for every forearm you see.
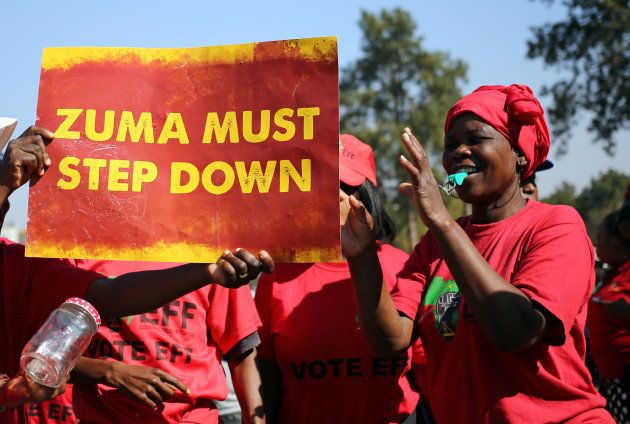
[70,357,112,385]
[258,358,280,422]
[429,218,545,351]
[229,349,265,424]
[348,248,412,356]
[84,263,213,318]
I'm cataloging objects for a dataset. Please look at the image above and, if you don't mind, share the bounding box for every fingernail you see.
[400,155,407,162]
[223,250,230,256]
[235,247,242,253]
[45,159,51,166]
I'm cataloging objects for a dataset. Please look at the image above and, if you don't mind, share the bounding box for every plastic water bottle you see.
[20,298,101,387]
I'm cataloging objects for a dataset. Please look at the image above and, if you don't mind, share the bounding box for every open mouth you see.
[452,165,480,175]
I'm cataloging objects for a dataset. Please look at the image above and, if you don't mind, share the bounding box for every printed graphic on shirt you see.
[88,299,199,365]
[423,276,461,340]
[27,401,76,423]
[288,356,408,379]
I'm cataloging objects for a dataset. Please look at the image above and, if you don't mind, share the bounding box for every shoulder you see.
[528,201,584,227]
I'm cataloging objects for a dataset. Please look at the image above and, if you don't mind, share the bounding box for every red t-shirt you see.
[392,201,613,423]
[25,388,76,424]
[0,239,101,424]
[70,260,260,424]
[255,244,420,424]
[588,259,630,379]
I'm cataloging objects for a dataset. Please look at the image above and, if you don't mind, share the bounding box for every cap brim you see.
[339,164,367,186]
[536,160,554,172]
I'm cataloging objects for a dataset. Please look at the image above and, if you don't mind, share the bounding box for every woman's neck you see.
[471,181,527,224]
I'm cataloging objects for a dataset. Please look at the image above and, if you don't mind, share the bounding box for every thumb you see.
[348,195,368,223]
[398,182,414,198]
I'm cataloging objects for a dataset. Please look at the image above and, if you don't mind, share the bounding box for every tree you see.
[527,0,630,155]
[340,8,468,250]
[543,181,578,206]
[543,169,630,237]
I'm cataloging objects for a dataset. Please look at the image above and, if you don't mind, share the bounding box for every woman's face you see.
[442,113,522,204]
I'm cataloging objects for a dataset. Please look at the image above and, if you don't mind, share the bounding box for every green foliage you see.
[542,181,578,206]
[543,169,630,237]
[527,0,630,155]
[340,8,468,250]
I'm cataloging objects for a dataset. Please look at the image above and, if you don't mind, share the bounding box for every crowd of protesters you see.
[1,84,629,424]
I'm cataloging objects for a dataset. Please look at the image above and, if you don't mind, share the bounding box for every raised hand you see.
[398,127,450,228]
[340,189,376,258]
[0,126,54,195]
[211,248,274,288]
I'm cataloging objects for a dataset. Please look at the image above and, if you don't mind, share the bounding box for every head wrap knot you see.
[444,84,550,179]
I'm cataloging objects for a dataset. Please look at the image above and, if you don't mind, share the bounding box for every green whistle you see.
[448,172,468,186]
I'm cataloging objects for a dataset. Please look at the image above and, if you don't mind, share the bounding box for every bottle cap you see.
[63,297,102,327]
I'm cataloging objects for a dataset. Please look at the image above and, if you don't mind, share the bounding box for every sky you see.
[1,0,628,229]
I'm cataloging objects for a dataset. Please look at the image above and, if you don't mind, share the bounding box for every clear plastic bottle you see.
[20,298,101,388]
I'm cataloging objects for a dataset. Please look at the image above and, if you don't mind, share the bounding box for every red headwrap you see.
[444,84,550,179]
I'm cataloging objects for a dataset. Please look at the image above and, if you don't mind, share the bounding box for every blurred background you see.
[1,0,628,250]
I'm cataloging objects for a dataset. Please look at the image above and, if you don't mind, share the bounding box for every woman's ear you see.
[516,155,528,176]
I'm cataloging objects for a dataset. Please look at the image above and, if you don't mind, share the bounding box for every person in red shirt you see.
[66,260,264,424]
[0,126,274,423]
[255,134,420,423]
[343,85,614,423]
[588,208,630,422]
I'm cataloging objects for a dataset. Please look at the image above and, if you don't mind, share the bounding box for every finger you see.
[399,155,422,186]
[339,188,349,202]
[131,389,157,409]
[153,379,175,400]
[397,182,414,198]
[142,383,164,406]
[258,250,274,273]
[35,135,52,169]
[401,128,430,170]
[218,253,237,284]
[155,370,189,395]
[19,126,54,143]
[25,137,45,176]
[348,195,369,224]
[221,250,248,279]
[234,248,263,276]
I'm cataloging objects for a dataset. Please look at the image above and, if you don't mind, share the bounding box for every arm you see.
[71,358,189,409]
[229,348,265,424]
[258,358,281,423]
[341,189,413,356]
[85,249,274,319]
[396,128,547,352]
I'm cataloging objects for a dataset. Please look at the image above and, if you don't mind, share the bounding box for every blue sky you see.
[1,0,628,228]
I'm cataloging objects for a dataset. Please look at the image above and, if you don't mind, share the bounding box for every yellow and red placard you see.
[26,37,340,263]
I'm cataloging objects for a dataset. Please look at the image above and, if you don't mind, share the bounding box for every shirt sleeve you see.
[253,274,276,361]
[511,206,595,345]
[206,284,261,356]
[390,233,434,321]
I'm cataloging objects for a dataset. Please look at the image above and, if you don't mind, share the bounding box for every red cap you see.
[339,134,377,187]
[64,297,101,327]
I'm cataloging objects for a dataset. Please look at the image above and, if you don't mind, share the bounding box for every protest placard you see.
[26,37,340,263]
